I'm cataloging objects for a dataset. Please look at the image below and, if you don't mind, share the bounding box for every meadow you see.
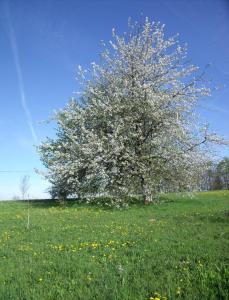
[0,191,228,300]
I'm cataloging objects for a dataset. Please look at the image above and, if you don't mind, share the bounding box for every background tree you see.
[38,18,227,203]
[200,161,216,191]
[20,175,30,200]
[215,157,229,190]
[197,157,229,191]
[20,175,31,229]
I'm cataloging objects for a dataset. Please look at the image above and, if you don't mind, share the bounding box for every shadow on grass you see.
[21,195,174,210]
[21,199,80,209]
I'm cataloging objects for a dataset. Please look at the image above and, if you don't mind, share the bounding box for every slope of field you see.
[0,191,228,300]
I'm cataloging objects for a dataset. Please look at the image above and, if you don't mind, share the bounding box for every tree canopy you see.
[38,18,226,203]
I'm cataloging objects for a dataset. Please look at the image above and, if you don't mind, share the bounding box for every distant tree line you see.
[200,157,229,191]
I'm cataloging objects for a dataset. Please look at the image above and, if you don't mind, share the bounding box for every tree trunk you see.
[141,177,153,204]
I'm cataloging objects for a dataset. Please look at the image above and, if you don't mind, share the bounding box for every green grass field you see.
[0,191,228,300]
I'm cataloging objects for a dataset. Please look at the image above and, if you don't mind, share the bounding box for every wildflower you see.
[117,264,124,273]
[86,274,92,282]
[149,218,157,222]
[91,242,99,248]
[150,292,161,300]
[176,287,181,296]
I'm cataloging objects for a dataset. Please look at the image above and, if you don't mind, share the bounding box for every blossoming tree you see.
[38,18,226,203]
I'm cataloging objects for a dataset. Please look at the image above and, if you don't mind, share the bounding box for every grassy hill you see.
[0,191,228,299]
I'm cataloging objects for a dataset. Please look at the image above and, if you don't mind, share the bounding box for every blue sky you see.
[0,0,228,199]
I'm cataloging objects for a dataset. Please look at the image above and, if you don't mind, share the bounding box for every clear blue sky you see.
[0,0,228,199]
